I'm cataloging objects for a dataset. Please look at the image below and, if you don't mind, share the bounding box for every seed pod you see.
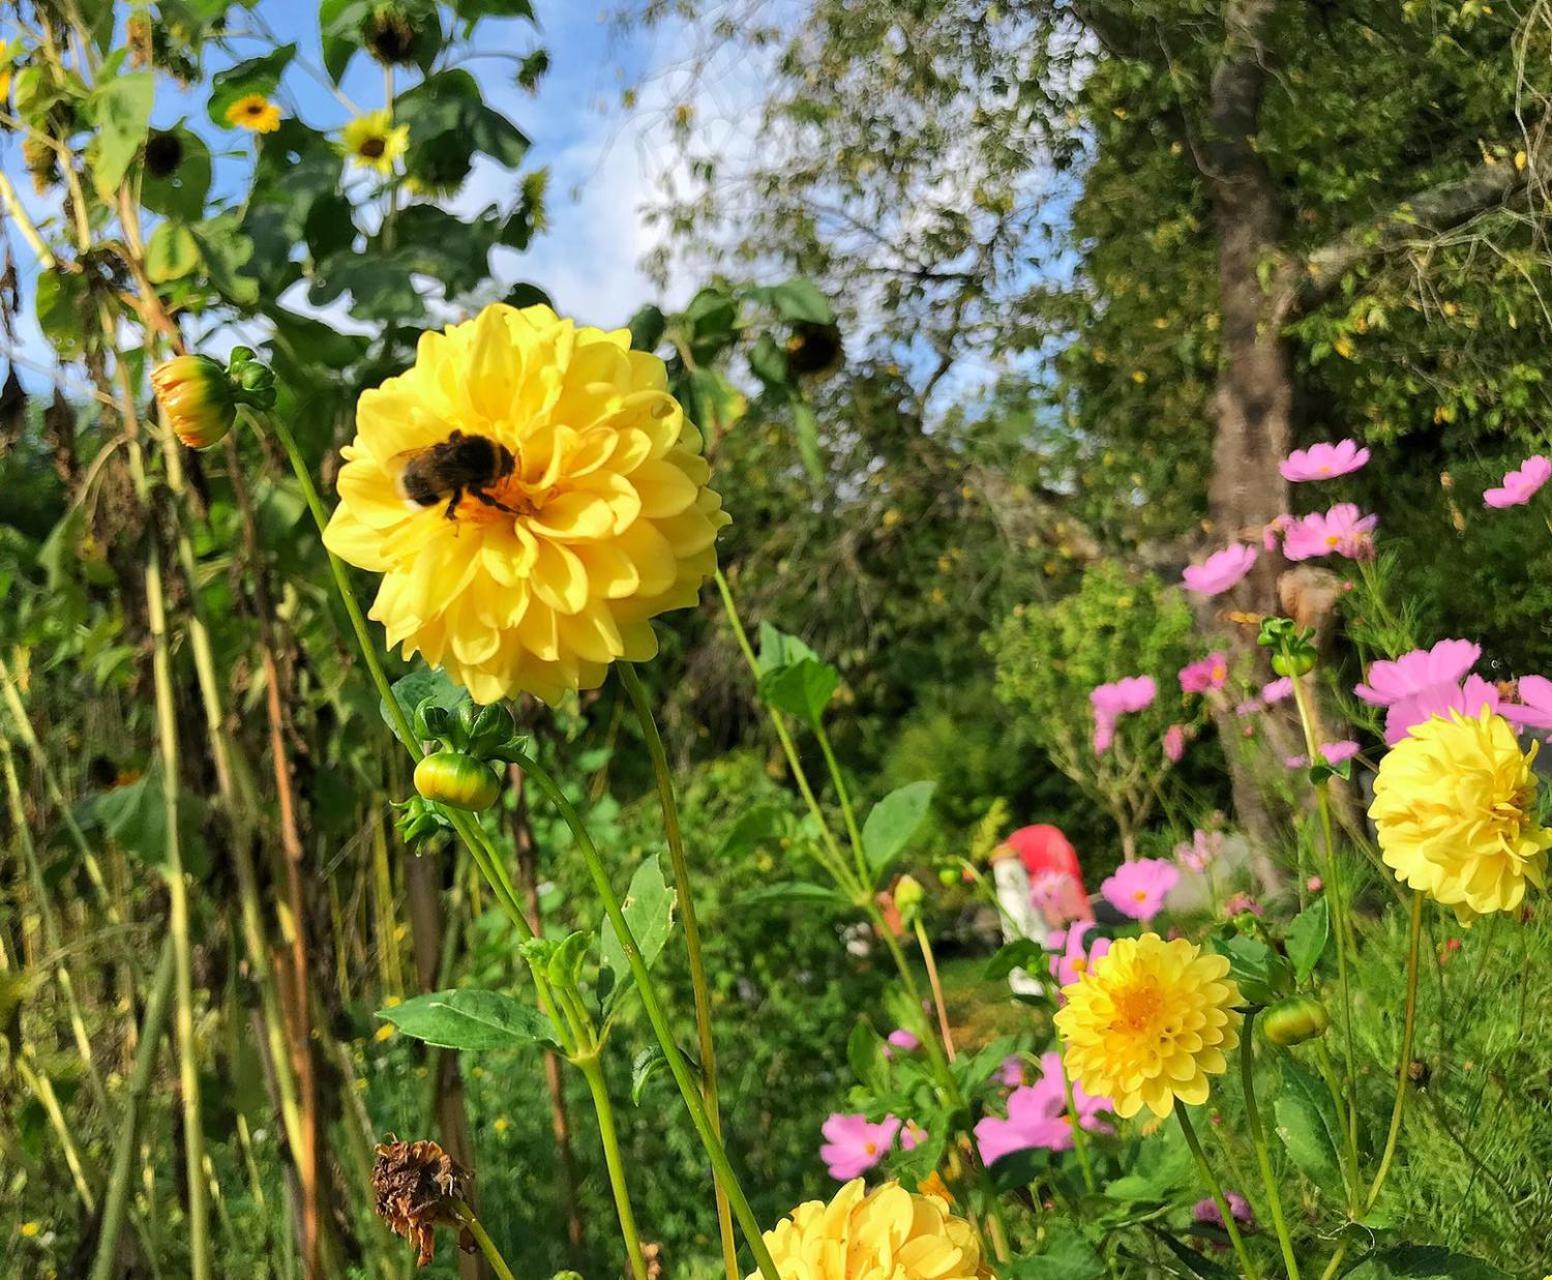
[1262,995,1331,1046]
[413,751,499,812]
[150,354,236,449]
[1271,650,1315,678]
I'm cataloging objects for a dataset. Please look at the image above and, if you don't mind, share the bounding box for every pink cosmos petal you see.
[1280,439,1371,483]
[1029,869,1087,926]
[900,1121,927,1151]
[974,1051,1111,1163]
[1354,639,1481,707]
[1194,1192,1255,1228]
[1502,673,1552,730]
[884,1029,920,1057]
[820,1113,900,1180]
[1383,675,1501,746]
[1179,652,1230,694]
[1484,455,1552,508]
[1234,698,1263,717]
[1090,677,1156,756]
[1163,724,1186,762]
[1262,515,1294,551]
[1319,739,1360,765]
[996,1055,1026,1089]
[1261,677,1294,704]
[1182,544,1257,596]
[1282,504,1378,562]
[1049,921,1112,990]
[1100,858,1179,921]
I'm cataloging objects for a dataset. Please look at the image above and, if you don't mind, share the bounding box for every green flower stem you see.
[1177,1107,1261,1280]
[1286,666,1360,1153]
[814,721,868,884]
[617,663,740,1280]
[1312,1041,1361,1213]
[91,934,177,1280]
[453,1202,518,1280]
[1365,891,1425,1212]
[1239,1013,1302,1280]
[508,747,784,1280]
[1059,1056,1097,1195]
[577,1055,651,1280]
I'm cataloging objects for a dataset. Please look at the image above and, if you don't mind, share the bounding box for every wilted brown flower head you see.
[372,1136,471,1268]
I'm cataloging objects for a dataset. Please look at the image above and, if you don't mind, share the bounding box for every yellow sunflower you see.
[752,1180,981,1280]
[1370,708,1551,921]
[1054,933,1241,1119]
[342,109,410,175]
[323,303,729,704]
[226,93,281,133]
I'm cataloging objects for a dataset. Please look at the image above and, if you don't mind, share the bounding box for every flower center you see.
[863,1141,878,1155]
[361,136,387,158]
[1110,978,1165,1034]
[454,474,550,525]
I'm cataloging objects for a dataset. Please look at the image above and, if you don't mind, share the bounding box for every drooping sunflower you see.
[225,93,281,133]
[342,109,410,175]
[323,303,730,704]
[1055,933,1242,1119]
[1370,708,1551,921]
[751,1180,981,1280]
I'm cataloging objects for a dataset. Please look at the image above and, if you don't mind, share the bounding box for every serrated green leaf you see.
[861,780,936,876]
[599,856,676,1016]
[1273,1058,1343,1189]
[378,989,558,1051]
[1285,898,1329,984]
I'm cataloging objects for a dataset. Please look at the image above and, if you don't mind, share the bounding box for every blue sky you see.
[3,0,710,390]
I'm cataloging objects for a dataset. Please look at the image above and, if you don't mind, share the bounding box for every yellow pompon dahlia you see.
[1370,708,1551,921]
[323,303,730,704]
[1054,933,1241,1119]
[751,1180,982,1280]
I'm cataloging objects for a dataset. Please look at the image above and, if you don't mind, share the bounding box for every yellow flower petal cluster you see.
[323,303,729,704]
[226,93,281,133]
[343,109,410,175]
[750,1180,981,1280]
[1370,708,1550,921]
[1055,933,1241,1119]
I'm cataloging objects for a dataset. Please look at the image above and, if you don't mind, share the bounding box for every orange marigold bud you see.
[150,355,236,449]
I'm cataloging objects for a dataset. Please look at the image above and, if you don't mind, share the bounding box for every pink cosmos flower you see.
[1261,677,1294,704]
[996,1055,1026,1089]
[1090,676,1158,757]
[1319,740,1360,765]
[1179,652,1230,694]
[1029,869,1088,927]
[820,1113,900,1180]
[1174,829,1222,874]
[1502,674,1552,730]
[1223,892,1262,918]
[1182,544,1257,596]
[900,1120,927,1151]
[1262,514,1294,551]
[1383,675,1500,746]
[1281,504,1378,562]
[885,1029,920,1057]
[1100,858,1179,921]
[1280,439,1371,483]
[1193,1191,1255,1229]
[1163,724,1186,762]
[1355,639,1481,706]
[1484,455,1552,508]
[974,1052,1111,1164]
[1048,921,1112,990]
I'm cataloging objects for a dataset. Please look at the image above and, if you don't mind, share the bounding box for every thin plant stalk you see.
[454,1204,518,1280]
[577,1055,650,1280]
[1177,1107,1261,1280]
[15,1050,96,1212]
[814,722,867,883]
[1238,1013,1302,1280]
[1365,891,1426,1211]
[616,662,739,1280]
[510,749,784,1280]
[91,934,177,1280]
[912,917,957,1061]
[1058,1056,1097,1194]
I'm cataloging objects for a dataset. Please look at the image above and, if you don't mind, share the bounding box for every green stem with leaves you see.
[1239,1014,1301,1280]
[1178,1107,1261,1280]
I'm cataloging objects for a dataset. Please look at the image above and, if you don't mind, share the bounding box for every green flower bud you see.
[894,874,925,924]
[937,866,958,888]
[413,750,499,812]
[413,699,452,742]
[228,345,257,368]
[468,703,515,753]
[1262,995,1331,1046]
[150,354,236,449]
[1272,650,1315,678]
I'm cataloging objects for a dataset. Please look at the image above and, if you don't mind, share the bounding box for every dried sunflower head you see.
[372,1136,473,1267]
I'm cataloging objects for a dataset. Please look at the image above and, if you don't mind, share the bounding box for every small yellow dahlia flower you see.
[1055,933,1241,1119]
[751,1179,981,1280]
[150,354,236,448]
[323,303,729,703]
[226,93,281,133]
[342,109,410,175]
[1370,709,1550,921]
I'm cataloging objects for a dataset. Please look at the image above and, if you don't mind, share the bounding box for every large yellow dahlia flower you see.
[1054,933,1241,1119]
[1370,708,1550,921]
[750,1179,981,1280]
[323,303,729,703]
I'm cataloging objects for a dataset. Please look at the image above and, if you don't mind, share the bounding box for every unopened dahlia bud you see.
[1262,995,1330,1046]
[150,354,236,448]
[413,750,500,812]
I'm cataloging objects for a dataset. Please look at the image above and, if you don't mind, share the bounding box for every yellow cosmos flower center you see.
[863,1141,878,1155]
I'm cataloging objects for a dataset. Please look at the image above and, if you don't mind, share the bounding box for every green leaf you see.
[757,657,839,727]
[1343,1249,1511,1279]
[450,0,534,21]
[1273,1059,1343,1189]
[1004,1222,1105,1280]
[763,279,834,325]
[88,70,154,197]
[398,70,529,172]
[1103,1125,1193,1203]
[1285,898,1329,984]
[983,937,1047,982]
[146,221,200,284]
[208,45,295,127]
[628,304,667,353]
[318,0,372,82]
[598,856,677,1015]
[189,215,259,306]
[630,1046,666,1104]
[755,622,821,675]
[791,399,825,483]
[378,989,559,1051]
[846,1020,885,1090]
[1209,932,1292,1006]
[140,126,211,220]
[1143,1227,1235,1280]
[716,805,789,859]
[861,780,936,876]
[735,881,850,910]
[748,332,789,387]
[382,667,470,738]
[35,271,90,358]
